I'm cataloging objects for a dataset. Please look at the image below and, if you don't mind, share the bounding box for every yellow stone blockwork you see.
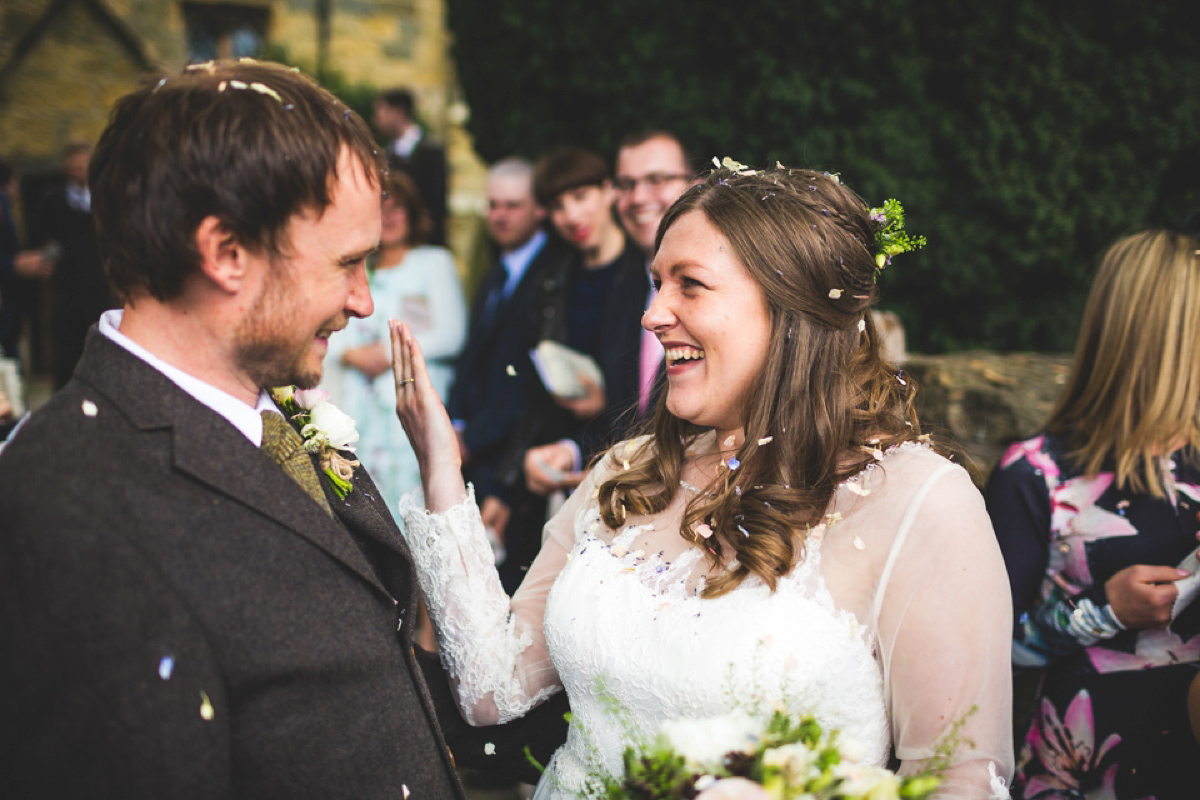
[0,0,487,274]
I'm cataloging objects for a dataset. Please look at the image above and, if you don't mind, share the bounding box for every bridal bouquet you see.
[595,709,942,800]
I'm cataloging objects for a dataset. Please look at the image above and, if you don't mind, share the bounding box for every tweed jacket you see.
[0,329,465,799]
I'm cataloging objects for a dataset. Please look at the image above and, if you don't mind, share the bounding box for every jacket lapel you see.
[76,331,391,599]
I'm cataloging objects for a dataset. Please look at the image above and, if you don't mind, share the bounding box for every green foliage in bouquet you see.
[597,708,960,800]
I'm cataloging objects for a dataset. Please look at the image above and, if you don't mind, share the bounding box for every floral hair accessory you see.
[708,160,926,282]
[868,198,926,279]
[269,386,360,499]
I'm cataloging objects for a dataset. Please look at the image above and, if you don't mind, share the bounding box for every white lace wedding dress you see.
[400,435,1013,799]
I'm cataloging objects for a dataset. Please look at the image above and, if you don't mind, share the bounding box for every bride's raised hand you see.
[390,319,466,511]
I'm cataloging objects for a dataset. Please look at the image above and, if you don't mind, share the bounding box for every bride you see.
[390,164,1013,798]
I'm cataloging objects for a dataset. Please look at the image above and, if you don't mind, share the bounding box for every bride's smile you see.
[645,210,772,442]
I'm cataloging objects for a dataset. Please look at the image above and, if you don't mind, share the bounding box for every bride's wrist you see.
[421,463,469,513]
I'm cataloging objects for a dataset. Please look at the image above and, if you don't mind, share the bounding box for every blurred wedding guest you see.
[374,89,448,246]
[0,159,21,359]
[491,147,645,593]
[28,141,117,388]
[328,170,465,512]
[611,131,695,419]
[613,131,694,258]
[446,157,569,561]
[986,229,1200,799]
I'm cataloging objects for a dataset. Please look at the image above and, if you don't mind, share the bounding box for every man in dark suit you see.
[374,88,449,246]
[446,157,566,567]
[27,141,118,389]
[0,60,561,799]
[486,147,646,593]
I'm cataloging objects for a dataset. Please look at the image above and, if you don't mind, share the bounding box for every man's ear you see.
[194,216,254,293]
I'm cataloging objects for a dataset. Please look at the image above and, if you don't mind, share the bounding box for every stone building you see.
[0,0,488,260]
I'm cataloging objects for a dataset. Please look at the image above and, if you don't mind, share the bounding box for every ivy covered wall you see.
[447,0,1199,352]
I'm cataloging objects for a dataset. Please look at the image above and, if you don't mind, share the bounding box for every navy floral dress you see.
[986,432,1200,800]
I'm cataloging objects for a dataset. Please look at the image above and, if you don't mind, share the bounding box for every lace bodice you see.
[399,435,1014,799]
[541,509,890,797]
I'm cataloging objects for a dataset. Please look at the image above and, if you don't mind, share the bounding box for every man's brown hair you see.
[90,60,383,304]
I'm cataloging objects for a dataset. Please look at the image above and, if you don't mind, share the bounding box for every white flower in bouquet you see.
[837,735,867,764]
[694,776,772,800]
[660,711,761,768]
[761,741,814,783]
[833,765,902,800]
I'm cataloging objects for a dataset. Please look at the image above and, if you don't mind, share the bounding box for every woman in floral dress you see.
[986,229,1200,799]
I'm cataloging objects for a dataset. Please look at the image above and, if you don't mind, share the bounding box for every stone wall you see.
[0,0,488,281]
[903,351,1073,484]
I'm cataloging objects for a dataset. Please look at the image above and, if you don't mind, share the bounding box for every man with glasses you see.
[613,131,694,257]
[612,131,695,417]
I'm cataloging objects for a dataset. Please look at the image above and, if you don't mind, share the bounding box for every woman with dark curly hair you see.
[987,229,1200,800]
[392,164,1013,799]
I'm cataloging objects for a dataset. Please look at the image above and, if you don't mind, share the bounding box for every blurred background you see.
[1,0,1197,451]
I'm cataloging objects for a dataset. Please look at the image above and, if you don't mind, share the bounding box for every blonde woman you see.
[986,230,1200,799]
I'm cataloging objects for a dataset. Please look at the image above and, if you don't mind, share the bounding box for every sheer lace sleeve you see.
[397,461,611,726]
[859,455,1014,799]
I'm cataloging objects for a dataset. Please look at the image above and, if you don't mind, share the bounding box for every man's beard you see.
[233,269,324,390]
[234,334,322,390]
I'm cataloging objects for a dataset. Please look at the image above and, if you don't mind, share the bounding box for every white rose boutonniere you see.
[304,397,360,452]
[269,387,360,499]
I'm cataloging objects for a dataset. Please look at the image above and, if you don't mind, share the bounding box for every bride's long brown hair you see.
[597,167,925,598]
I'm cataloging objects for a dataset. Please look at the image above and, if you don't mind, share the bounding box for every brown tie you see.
[260,410,333,516]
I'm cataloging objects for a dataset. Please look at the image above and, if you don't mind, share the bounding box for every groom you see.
[0,61,560,798]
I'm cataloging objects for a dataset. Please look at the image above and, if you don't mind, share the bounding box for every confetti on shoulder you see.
[505,364,516,376]
[81,399,98,417]
[484,742,496,755]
